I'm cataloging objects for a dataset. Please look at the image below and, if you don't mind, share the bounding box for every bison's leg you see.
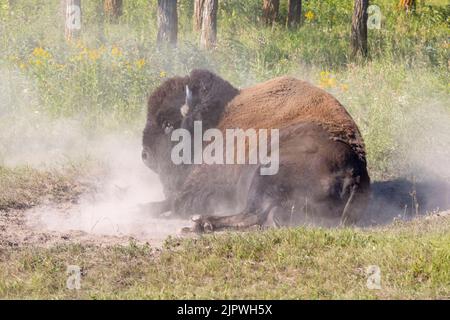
[264,206,291,227]
[188,173,280,232]
[138,199,172,217]
[190,205,275,233]
[340,181,371,226]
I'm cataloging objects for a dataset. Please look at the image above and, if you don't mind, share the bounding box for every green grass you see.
[0,165,95,212]
[0,216,448,299]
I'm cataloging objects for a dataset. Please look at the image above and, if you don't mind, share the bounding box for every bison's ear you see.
[180,85,193,118]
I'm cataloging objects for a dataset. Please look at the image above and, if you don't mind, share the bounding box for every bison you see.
[141,69,370,232]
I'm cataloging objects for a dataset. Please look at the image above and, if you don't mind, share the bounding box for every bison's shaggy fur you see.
[142,69,370,231]
[219,76,367,163]
[147,70,239,133]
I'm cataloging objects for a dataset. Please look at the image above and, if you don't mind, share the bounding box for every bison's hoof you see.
[180,227,193,234]
[190,215,214,233]
[203,221,214,233]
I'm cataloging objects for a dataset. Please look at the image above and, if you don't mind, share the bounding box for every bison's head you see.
[142,69,239,190]
[142,76,189,173]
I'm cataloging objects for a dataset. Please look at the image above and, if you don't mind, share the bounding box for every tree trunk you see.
[399,0,416,12]
[193,0,205,32]
[350,0,368,58]
[103,0,123,23]
[287,0,302,29]
[200,0,218,50]
[62,0,82,41]
[262,0,279,26]
[157,0,178,46]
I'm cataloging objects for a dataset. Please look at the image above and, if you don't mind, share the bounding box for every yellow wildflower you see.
[1,0,10,12]
[328,77,336,87]
[32,47,52,60]
[305,11,315,22]
[88,49,101,61]
[340,84,349,92]
[320,71,329,78]
[135,58,146,69]
[319,71,337,89]
[111,46,123,57]
[160,71,167,78]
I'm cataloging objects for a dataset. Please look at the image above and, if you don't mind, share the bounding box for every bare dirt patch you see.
[0,206,192,248]
[1,183,448,249]
[0,135,197,248]
[0,208,132,248]
[0,176,192,248]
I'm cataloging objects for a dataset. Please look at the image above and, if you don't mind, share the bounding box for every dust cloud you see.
[363,99,450,226]
[25,134,190,242]
[0,69,189,242]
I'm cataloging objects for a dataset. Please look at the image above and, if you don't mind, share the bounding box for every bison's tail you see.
[340,184,358,226]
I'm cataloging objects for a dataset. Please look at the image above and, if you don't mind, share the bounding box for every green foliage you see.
[0,165,93,211]
[0,0,449,176]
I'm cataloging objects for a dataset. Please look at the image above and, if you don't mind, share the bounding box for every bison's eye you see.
[162,120,174,135]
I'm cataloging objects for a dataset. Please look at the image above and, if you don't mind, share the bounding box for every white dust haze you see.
[24,134,190,242]
[0,69,189,242]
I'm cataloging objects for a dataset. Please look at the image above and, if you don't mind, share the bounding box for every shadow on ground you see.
[361,178,450,226]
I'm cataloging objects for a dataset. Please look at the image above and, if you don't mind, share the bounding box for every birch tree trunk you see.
[62,0,82,41]
[193,0,205,32]
[200,0,218,50]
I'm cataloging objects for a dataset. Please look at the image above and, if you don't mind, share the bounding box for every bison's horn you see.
[185,85,193,104]
[181,85,192,117]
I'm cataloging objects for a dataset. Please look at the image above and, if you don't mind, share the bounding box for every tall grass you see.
[0,0,449,176]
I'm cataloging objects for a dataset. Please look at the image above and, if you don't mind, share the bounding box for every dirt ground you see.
[1,178,449,249]
[0,204,193,248]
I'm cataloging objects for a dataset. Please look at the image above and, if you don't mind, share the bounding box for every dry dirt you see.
[1,169,449,249]
[1,198,449,249]
[0,205,195,248]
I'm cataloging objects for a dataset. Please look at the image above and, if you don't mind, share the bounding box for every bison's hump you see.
[218,76,366,163]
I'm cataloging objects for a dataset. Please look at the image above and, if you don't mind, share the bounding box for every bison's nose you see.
[142,149,149,161]
[142,147,157,171]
